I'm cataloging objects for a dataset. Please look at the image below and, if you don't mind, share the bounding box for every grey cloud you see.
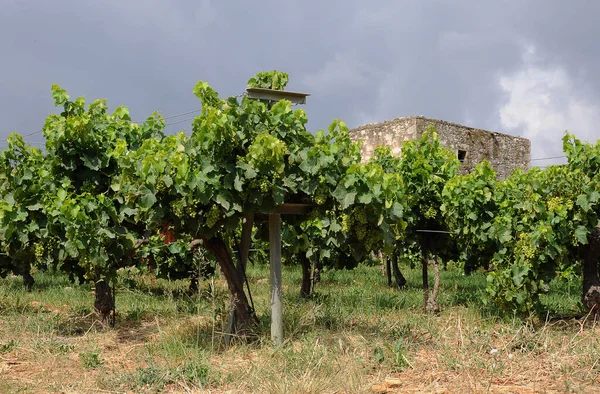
[1,0,599,161]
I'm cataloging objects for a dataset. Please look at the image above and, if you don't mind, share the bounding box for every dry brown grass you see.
[1,267,599,393]
[3,309,599,393]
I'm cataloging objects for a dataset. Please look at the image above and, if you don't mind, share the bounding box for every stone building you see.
[348,116,531,179]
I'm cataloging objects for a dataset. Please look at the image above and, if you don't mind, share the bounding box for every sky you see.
[2,1,599,167]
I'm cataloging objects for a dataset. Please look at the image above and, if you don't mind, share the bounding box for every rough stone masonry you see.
[348,116,531,179]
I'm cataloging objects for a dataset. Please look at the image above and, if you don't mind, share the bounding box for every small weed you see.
[178,362,213,387]
[0,339,18,353]
[58,343,75,354]
[373,293,401,310]
[79,349,103,369]
[124,362,213,392]
[128,364,174,392]
[392,322,413,338]
[125,306,146,322]
[449,288,482,306]
[392,338,410,371]
[373,346,385,364]
[73,305,91,315]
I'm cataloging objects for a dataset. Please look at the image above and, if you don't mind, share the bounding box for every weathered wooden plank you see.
[274,203,313,215]
[246,87,310,105]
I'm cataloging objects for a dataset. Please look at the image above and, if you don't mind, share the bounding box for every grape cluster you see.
[79,255,92,267]
[364,233,380,252]
[260,179,270,193]
[422,205,437,220]
[515,233,535,260]
[546,196,562,213]
[354,207,369,240]
[186,206,197,218]
[354,206,368,225]
[565,199,574,211]
[249,176,271,193]
[205,204,220,228]
[34,242,45,261]
[340,206,369,240]
[42,236,61,260]
[173,204,184,218]
[314,185,328,205]
[341,214,351,233]
[355,226,367,241]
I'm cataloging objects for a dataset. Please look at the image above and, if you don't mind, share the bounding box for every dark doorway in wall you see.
[458,150,467,162]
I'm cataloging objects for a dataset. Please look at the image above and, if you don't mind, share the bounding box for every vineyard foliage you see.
[0,70,599,323]
[0,135,48,287]
[43,87,165,279]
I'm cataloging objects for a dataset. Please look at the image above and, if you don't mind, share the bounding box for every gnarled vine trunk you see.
[203,236,257,339]
[582,225,600,313]
[419,235,441,314]
[94,279,114,323]
[385,255,392,286]
[22,266,34,291]
[300,256,312,298]
[391,252,407,289]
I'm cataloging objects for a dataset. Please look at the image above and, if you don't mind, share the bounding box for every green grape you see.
[206,204,221,228]
[80,255,91,267]
[565,199,574,211]
[547,196,561,212]
[34,242,45,261]
[364,233,376,251]
[423,206,437,220]
[186,204,198,218]
[515,233,535,260]
[173,205,184,218]
[354,206,368,225]
[260,179,270,193]
[314,185,327,205]
[341,214,352,233]
[355,226,367,241]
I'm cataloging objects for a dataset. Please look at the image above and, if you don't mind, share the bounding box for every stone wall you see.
[349,116,530,179]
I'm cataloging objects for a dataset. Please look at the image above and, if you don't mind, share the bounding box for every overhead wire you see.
[0,92,578,164]
[161,109,200,121]
[2,89,251,140]
[164,116,198,127]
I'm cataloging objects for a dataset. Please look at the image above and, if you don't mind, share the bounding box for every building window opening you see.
[457,150,467,162]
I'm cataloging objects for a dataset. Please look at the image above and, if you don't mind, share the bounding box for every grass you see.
[0,262,598,393]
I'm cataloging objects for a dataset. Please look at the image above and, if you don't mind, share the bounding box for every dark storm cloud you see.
[1,1,599,161]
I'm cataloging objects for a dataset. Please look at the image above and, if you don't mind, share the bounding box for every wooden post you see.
[269,213,283,345]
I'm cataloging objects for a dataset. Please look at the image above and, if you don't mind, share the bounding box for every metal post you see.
[269,213,283,346]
